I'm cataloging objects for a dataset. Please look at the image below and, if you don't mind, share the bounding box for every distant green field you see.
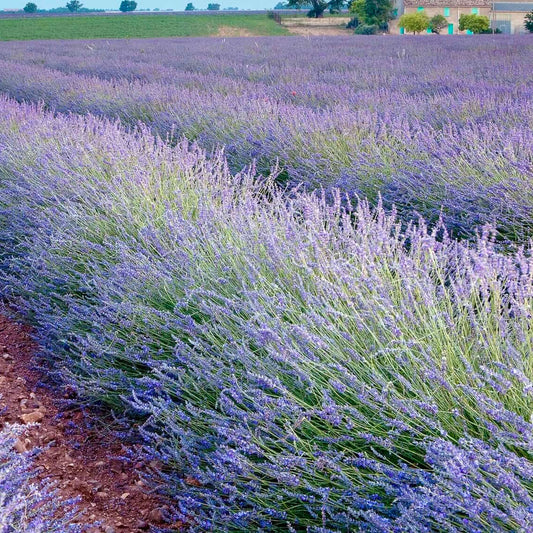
[0,13,290,40]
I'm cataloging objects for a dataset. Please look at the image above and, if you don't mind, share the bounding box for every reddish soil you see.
[0,314,179,532]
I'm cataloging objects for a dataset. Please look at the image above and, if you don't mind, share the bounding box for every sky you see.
[1,0,276,10]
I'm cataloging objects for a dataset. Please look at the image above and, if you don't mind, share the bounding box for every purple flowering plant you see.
[0,423,82,532]
[0,36,530,243]
[0,91,533,530]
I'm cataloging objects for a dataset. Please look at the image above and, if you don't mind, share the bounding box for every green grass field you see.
[0,13,290,40]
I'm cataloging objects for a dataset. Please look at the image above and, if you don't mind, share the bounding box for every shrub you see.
[354,22,378,33]
[306,7,322,17]
[524,10,533,32]
[346,15,359,27]
[398,11,429,33]
[429,13,447,33]
[459,13,490,33]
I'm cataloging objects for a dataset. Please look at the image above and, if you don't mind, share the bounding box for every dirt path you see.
[281,16,353,36]
[0,315,177,532]
[284,26,353,36]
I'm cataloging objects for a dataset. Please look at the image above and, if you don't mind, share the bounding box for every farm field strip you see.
[0,36,530,243]
[0,13,289,41]
[1,92,533,530]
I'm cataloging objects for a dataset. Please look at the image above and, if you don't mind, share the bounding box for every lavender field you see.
[0,35,532,532]
[0,36,531,242]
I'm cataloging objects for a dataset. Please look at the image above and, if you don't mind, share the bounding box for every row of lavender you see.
[0,36,531,243]
[2,96,533,531]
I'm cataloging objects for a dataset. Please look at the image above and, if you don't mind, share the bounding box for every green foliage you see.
[23,2,37,12]
[525,10,533,32]
[65,0,82,11]
[329,0,344,13]
[398,11,429,33]
[459,13,489,33]
[207,2,220,9]
[429,13,447,33]
[346,15,359,27]
[185,2,195,9]
[350,0,393,28]
[119,0,137,10]
[287,0,344,18]
[354,22,377,33]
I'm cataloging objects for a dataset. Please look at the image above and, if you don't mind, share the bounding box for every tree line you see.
[22,1,241,12]
[23,0,137,12]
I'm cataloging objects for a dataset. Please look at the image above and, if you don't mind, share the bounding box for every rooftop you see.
[404,0,492,6]
[493,1,533,9]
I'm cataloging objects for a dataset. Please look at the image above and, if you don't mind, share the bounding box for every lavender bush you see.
[1,96,533,530]
[0,36,531,242]
[0,423,82,532]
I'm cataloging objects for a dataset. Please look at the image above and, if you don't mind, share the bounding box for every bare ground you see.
[281,18,352,36]
[216,26,256,37]
[0,315,180,532]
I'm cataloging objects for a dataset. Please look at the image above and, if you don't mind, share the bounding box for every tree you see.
[398,11,429,33]
[275,1,312,7]
[207,2,220,8]
[458,13,489,33]
[119,0,137,10]
[185,1,195,8]
[23,2,37,12]
[525,10,533,32]
[350,0,394,28]
[287,0,345,18]
[328,0,343,13]
[66,0,82,11]
[429,13,447,33]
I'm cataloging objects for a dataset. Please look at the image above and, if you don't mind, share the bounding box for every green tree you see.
[65,0,82,11]
[429,13,447,33]
[185,1,195,8]
[525,10,533,32]
[23,2,37,11]
[329,0,343,12]
[119,0,137,10]
[398,11,429,33]
[207,2,220,8]
[287,0,345,18]
[458,13,489,33]
[350,0,393,27]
